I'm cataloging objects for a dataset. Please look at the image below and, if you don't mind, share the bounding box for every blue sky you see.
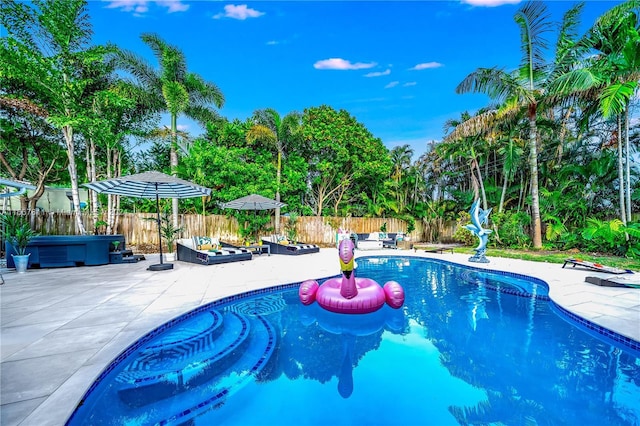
[87,0,622,158]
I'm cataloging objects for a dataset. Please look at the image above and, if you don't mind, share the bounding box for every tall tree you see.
[451,1,586,249]
[547,0,639,225]
[588,3,639,222]
[300,106,390,216]
[389,144,413,212]
[0,0,112,233]
[115,33,224,226]
[441,112,490,211]
[246,108,302,233]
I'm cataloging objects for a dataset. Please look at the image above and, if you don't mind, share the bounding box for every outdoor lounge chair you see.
[260,236,319,255]
[176,238,252,265]
[562,258,633,274]
[422,244,458,254]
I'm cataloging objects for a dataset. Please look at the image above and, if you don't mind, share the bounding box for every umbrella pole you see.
[147,184,173,271]
[157,191,163,264]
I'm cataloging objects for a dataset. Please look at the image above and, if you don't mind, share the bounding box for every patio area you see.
[1,249,638,426]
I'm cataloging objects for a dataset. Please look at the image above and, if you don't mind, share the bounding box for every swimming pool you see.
[67,256,640,425]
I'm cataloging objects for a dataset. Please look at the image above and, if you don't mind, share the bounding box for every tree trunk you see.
[171,113,179,228]
[62,125,86,235]
[499,171,508,213]
[528,110,542,249]
[88,137,99,234]
[617,115,627,225]
[473,157,487,211]
[275,150,282,234]
[624,104,631,220]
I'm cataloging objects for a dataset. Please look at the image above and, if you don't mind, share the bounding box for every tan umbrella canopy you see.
[219,194,286,211]
[84,171,211,271]
[220,194,286,242]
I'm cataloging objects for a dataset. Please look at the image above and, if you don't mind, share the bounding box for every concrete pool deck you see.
[1,248,638,426]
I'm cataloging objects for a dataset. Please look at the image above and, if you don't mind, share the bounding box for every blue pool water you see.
[68,257,640,425]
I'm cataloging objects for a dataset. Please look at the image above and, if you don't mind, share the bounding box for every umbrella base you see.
[148,263,174,271]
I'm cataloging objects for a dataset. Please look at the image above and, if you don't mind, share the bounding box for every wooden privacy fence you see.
[7,211,458,247]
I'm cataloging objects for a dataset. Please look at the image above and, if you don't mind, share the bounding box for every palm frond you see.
[252,108,281,134]
[515,1,552,83]
[554,3,587,74]
[246,124,277,145]
[184,104,221,126]
[600,81,637,117]
[114,49,162,89]
[442,109,499,142]
[140,33,186,82]
[594,0,640,30]
[184,73,224,108]
[545,68,601,104]
[456,67,515,102]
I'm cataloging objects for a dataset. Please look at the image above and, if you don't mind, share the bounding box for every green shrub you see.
[491,211,531,249]
[581,218,640,258]
[452,211,475,246]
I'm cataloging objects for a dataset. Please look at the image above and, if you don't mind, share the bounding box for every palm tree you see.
[115,33,224,226]
[451,1,587,249]
[587,3,639,223]
[246,109,302,233]
[389,144,413,212]
[548,1,639,225]
[441,112,491,211]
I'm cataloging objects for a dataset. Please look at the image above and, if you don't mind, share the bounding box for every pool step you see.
[154,315,277,426]
[108,313,276,425]
[117,311,250,407]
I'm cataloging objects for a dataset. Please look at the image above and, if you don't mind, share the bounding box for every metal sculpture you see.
[465,199,492,263]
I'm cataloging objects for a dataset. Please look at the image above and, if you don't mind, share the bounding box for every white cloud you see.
[104,0,189,14]
[156,0,189,13]
[364,69,391,77]
[314,58,377,70]
[214,4,265,20]
[266,40,279,45]
[461,0,520,7]
[385,81,400,89]
[410,62,443,71]
[403,82,417,87]
[177,124,189,132]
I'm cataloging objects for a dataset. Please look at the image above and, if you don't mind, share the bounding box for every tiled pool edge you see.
[551,303,640,356]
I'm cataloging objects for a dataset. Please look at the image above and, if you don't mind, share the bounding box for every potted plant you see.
[144,211,183,261]
[160,213,183,261]
[285,212,299,244]
[109,240,123,264]
[0,214,39,273]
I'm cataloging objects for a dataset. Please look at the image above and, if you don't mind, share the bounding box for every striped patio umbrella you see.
[84,171,211,271]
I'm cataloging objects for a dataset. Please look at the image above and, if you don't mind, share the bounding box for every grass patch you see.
[449,246,640,271]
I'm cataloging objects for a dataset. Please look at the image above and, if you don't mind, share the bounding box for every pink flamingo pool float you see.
[299,239,405,314]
